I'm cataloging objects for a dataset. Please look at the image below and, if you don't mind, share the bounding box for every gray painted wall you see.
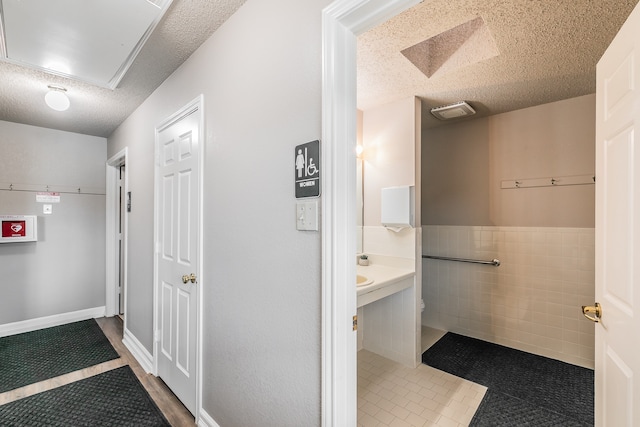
[0,120,106,323]
[107,0,329,424]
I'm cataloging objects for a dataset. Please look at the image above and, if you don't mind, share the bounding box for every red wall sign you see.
[2,220,26,237]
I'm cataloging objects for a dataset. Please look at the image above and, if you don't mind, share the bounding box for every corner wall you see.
[361,96,421,260]
[421,95,596,368]
[362,97,418,228]
[0,120,107,325]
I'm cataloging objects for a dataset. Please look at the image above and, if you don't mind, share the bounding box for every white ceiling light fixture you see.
[45,85,70,111]
[430,101,476,120]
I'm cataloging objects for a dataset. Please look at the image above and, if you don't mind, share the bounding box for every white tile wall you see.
[363,285,417,367]
[363,226,416,259]
[422,225,595,369]
[359,225,420,367]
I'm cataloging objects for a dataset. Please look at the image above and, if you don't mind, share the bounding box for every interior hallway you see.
[0,317,194,427]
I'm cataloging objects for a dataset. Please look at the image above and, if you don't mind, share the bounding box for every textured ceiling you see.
[0,0,246,137]
[0,1,637,138]
[358,0,640,128]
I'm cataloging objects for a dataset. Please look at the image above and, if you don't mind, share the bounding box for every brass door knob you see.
[181,273,197,284]
[582,303,602,322]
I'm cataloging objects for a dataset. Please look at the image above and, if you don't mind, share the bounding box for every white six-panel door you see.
[155,103,201,415]
[595,2,640,425]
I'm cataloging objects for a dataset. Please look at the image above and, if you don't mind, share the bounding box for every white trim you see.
[105,147,128,319]
[122,327,154,373]
[196,96,205,425]
[153,94,205,419]
[0,306,106,337]
[197,409,221,427]
[321,0,421,424]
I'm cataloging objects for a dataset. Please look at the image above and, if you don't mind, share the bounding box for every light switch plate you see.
[296,200,318,231]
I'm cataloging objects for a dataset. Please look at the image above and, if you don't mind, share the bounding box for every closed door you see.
[156,106,200,415]
[595,2,640,424]
[118,164,126,315]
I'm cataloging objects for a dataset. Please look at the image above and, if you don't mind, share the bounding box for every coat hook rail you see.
[501,174,594,189]
[0,182,105,195]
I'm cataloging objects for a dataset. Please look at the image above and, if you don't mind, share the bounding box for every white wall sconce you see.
[45,85,70,111]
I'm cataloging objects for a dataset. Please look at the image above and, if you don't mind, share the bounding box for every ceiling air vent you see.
[430,101,476,120]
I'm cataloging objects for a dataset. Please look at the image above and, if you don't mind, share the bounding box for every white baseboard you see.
[122,327,154,374]
[198,409,221,427]
[0,306,106,337]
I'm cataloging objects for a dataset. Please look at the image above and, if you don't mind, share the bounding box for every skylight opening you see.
[401,16,499,78]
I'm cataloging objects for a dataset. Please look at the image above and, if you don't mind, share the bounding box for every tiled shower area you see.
[422,225,595,369]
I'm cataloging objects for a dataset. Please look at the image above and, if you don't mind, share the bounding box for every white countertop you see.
[356,262,414,297]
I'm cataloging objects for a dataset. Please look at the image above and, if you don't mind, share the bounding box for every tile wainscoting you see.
[422,225,595,369]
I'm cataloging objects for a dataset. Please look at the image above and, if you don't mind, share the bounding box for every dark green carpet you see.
[471,389,586,426]
[0,366,171,426]
[422,333,594,426]
[0,319,120,393]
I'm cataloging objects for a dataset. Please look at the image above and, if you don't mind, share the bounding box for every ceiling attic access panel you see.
[0,0,173,89]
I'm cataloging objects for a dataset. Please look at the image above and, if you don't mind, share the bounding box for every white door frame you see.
[152,95,205,418]
[106,147,129,321]
[321,0,420,424]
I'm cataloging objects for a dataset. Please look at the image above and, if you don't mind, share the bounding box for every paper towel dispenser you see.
[381,186,414,229]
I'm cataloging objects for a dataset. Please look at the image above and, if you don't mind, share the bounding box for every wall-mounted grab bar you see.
[422,255,500,267]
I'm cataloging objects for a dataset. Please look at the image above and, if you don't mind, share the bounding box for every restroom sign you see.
[295,140,321,198]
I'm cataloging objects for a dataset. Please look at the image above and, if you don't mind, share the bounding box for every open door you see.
[594,2,640,424]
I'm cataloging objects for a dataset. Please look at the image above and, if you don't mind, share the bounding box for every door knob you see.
[181,273,197,284]
[582,302,602,322]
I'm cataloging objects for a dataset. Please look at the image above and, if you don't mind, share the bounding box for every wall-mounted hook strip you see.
[0,182,105,195]
[501,174,595,190]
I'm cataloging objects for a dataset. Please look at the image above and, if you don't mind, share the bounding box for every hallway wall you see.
[107,0,329,424]
[0,120,107,325]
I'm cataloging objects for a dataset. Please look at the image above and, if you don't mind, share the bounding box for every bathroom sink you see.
[356,274,373,287]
